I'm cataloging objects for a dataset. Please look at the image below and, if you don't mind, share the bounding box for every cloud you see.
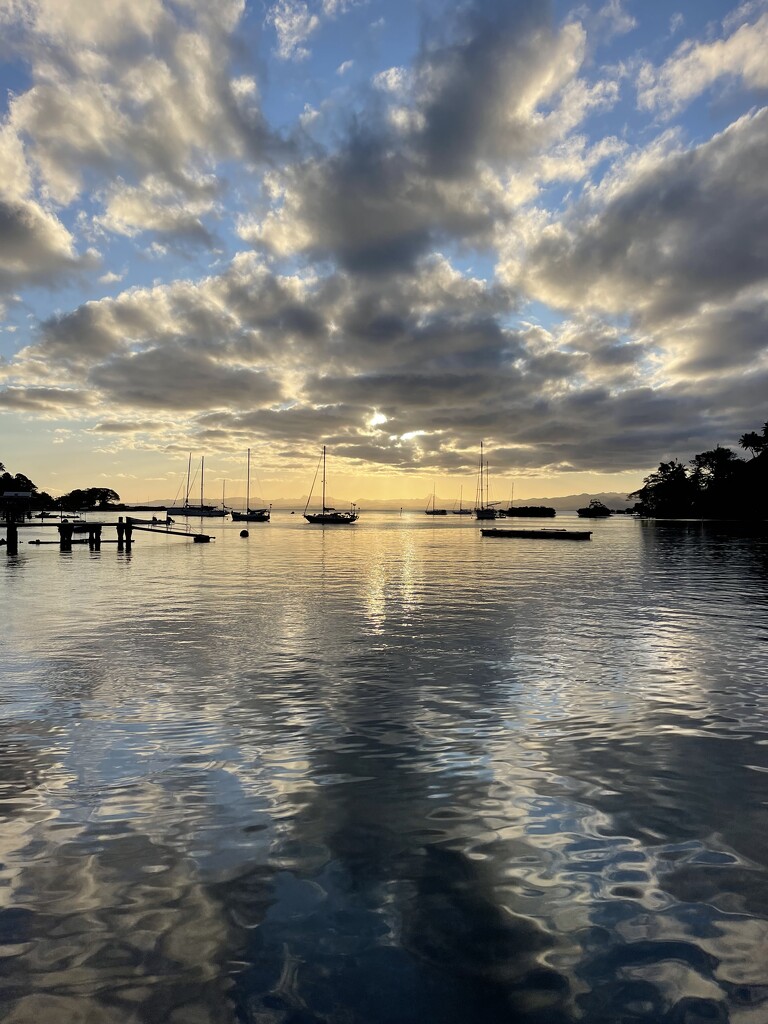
[0,197,91,292]
[2,0,766,483]
[95,176,218,246]
[88,344,283,412]
[660,293,768,377]
[4,0,270,210]
[519,108,768,323]
[0,385,91,413]
[266,0,320,61]
[246,0,613,274]
[638,10,768,115]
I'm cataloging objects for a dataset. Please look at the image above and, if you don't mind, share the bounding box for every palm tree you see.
[740,423,768,459]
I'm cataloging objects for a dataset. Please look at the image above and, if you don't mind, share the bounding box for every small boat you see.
[33,511,82,520]
[230,449,270,522]
[425,486,447,515]
[304,446,358,524]
[482,527,592,540]
[576,500,612,518]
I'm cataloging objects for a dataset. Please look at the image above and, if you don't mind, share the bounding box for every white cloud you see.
[266,0,320,61]
[336,59,354,76]
[95,175,218,244]
[3,0,267,209]
[518,108,768,325]
[638,11,768,114]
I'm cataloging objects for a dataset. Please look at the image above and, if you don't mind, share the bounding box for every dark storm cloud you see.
[92,419,161,433]
[200,403,362,445]
[416,0,555,178]
[0,198,90,292]
[251,0,586,273]
[0,386,90,412]
[89,344,283,411]
[303,369,523,416]
[666,299,768,375]
[523,108,768,323]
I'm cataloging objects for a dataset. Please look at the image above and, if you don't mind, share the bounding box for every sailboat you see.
[304,446,358,524]
[230,449,270,522]
[425,485,447,515]
[452,485,472,515]
[168,454,228,517]
[474,441,499,520]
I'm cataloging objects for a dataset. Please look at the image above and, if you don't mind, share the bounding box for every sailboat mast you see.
[185,452,191,507]
[246,448,250,513]
[322,445,326,511]
[480,441,484,509]
[201,456,204,509]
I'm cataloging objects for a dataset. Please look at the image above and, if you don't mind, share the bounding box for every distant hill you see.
[507,492,633,512]
[140,491,633,512]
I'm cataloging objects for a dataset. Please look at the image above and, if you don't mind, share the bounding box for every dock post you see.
[94,524,102,550]
[88,526,95,550]
[6,521,18,555]
[58,522,74,551]
[117,517,125,550]
[125,518,133,551]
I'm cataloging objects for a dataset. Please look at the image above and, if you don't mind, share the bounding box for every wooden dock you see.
[2,515,214,554]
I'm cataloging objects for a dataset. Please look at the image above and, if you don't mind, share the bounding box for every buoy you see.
[240,529,249,538]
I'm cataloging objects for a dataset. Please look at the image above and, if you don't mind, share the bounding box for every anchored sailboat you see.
[168,454,227,517]
[231,449,270,522]
[474,441,499,520]
[425,485,447,515]
[304,446,358,524]
[452,485,472,514]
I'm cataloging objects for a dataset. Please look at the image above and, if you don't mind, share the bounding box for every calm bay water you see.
[2,512,768,1023]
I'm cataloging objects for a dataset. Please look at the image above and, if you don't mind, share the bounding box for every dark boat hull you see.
[231,509,270,522]
[482,527,592,540]
[304,512,358,524]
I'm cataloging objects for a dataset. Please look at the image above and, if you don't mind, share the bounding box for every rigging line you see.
[304,451,323,514]
[171,471,185,506]
[253,469,266,505]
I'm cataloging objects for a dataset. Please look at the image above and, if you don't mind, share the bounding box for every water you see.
[1,512,768,1023]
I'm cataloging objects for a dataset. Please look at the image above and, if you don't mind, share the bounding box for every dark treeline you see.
[0,461,119,511]
[630,420,768,518]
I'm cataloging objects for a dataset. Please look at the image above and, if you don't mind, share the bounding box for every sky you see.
[1,0,767,504]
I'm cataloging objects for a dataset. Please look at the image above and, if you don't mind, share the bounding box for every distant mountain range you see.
[134,490,633,512]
